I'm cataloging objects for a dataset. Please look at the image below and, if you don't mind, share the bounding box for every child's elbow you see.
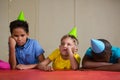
[82,64,86,68]
[10,66,16,70]
[82,62,88,69]
[73,68,78,70]
[72,66,79,70]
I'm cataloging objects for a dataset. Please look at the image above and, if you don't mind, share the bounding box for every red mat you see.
[0,69,120,80]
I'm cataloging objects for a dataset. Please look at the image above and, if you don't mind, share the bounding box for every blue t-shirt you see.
[85,46,120,63]
[15,38,44,64]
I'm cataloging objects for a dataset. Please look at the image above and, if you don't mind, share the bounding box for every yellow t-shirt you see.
[48,49,81,70]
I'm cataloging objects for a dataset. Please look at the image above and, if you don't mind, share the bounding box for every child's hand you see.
[37,63,54,71]
[16,64,29,70]
[67,46,72,52]
[8,36,16,48]
[43,66,54,71]
[67,46,74,55]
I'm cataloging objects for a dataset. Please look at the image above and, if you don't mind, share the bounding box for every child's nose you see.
[18,37,22,40]
[63,44,68,47]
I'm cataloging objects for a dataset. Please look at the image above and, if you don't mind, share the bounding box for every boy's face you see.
[11,27,29,46]
[59,37,77,56]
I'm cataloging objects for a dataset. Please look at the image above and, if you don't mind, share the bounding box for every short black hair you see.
[91,39,112,62]
[9,20,29,34]
[98,39,112,50]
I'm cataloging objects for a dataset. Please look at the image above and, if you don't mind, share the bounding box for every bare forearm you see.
[8,37,17,69]
[69,54,79,70]
[9,48,17,69]
[16,64,38,70]
[94,63,120,71]
[37,58,52,71]
[37,63,45,70]
[25,64,38,69]
[82,61,112,69]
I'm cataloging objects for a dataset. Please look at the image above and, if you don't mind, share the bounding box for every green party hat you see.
[68,26,77,38]
[17,11,25,21]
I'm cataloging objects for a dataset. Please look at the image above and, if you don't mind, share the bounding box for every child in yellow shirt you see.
[37,27,80,71]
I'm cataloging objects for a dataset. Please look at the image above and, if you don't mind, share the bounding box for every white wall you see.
[38,0,75,57]
[0,0,9,61]
[0,0,120,65]
[77,0,120,58]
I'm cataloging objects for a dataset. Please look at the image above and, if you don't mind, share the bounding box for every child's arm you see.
[16,64,37,70]
[82,55,112,69]
[37,58,53,71]
[16,54,45,70]
[68,47,79,70]
[38,53,45,62]
[93,58,120,71]
[8,36,17,69]
[82,55,120,71]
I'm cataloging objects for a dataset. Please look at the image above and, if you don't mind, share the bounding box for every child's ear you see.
[26,33,29,38]
[27,32,29,36]
[59,45,61,49]
[75,48,78,52]
[74,46,78,52]
[76,48,78,52]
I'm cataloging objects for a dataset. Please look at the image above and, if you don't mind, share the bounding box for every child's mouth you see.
[63,48,67,51]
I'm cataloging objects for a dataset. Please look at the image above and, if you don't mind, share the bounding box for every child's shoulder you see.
[28,38,38,42]
[27,38,40,45]
[74,53,80,57]
[111,46,120,54]
[51,48,60,54]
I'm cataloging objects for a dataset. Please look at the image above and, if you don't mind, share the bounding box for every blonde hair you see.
[61,34,79,46]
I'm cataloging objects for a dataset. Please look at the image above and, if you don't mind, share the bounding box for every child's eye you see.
[67,43,71,46]
[61,43,65,46]
[14,35,18,37]
[21,34,25,37]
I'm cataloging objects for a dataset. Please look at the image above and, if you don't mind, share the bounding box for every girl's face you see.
[11,27,29,46]
[59,37,77,56]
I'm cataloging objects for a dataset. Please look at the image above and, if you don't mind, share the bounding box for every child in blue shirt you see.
[8,12,45,70]
[82,39,120,71]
